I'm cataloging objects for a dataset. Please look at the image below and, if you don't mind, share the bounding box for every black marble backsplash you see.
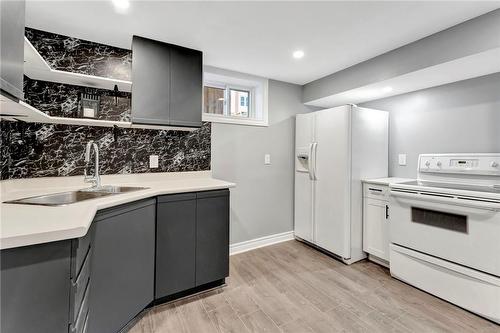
[24,27,132,121]
[23,76,132,121]
[0,121,211,180]
[0,28,210,180]
[25,28,131,81]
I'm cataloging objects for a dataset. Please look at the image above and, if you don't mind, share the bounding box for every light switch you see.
[264,154,271,165]
[398,154,407,166]
[149,155,159,168]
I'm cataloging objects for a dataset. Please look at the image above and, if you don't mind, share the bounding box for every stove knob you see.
[425,161,430,167]
[437,161,442,168]
[491,161,499,168]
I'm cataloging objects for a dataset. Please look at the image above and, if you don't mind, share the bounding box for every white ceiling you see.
[25,1,500,85]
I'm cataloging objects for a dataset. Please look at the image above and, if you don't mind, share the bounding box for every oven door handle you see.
[390,190,500,212]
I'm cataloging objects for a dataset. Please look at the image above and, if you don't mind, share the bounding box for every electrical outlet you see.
[264,154,271,165]
[149,155,159,168]
[398,154,407,166]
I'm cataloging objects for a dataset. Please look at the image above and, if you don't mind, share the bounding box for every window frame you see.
[203,66,268,127]
[229,87,251,118]
[203,84,226,116]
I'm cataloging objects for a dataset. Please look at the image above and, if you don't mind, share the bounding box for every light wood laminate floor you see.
[129,240,498,333]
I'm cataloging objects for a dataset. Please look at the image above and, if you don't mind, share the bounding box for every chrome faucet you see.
[84,140,101,189]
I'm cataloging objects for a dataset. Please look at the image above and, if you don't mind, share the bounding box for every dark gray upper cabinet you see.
[169,45,203,127]
[131,36,202,128]
[0,0,25,100]
[1,240,71,333]
[156,193,197,299]
[196,190,230,286]
[87,199,156,333]
[131,36,171,125]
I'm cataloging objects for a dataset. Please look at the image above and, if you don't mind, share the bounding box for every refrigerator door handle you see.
[311,142,318,180]
[308,143,314,180]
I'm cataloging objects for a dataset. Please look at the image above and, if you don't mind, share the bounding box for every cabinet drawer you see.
[363,184,389,201]
[70,280,90,333]
[70,225,93,279]
[158,192,196,203]
[197,189,229,199]
[70,249,91,324]
[82,312,89,333]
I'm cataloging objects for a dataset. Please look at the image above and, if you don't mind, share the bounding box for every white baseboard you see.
[368,254,390,268]
[230,231,294,256]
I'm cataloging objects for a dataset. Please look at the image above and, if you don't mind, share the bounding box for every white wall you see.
[361,73,500,178]
[211,80,312,244]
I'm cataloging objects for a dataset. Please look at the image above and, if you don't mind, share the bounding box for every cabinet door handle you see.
[385,205,389,219]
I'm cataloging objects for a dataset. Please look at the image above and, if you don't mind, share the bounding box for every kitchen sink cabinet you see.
[0,189,229,333]
[87,199,156,333]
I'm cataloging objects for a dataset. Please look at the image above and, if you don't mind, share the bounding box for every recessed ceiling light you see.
[293,50,305,59]
[112,0,130,11]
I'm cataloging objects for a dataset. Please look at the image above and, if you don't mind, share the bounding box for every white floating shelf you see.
[24,37,132,92]
[0,98,195,131]
[1,39,197,131]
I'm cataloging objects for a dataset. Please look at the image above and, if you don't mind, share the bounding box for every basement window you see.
[203,66,268,126]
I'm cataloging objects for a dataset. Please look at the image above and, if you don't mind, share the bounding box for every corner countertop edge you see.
[1,172,235,250]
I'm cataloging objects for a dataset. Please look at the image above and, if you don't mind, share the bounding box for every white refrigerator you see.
[294,105,388,264]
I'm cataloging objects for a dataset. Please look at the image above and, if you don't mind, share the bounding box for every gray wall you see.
[303,9,500,103]
[361,72,500,178]
[211,80,311,244]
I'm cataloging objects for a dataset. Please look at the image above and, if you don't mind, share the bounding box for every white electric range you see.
[389,153,500,324]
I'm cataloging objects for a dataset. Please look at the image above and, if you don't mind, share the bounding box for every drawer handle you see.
[368,188,383,192]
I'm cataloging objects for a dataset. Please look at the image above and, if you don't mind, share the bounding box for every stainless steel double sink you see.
[3,186,149,206]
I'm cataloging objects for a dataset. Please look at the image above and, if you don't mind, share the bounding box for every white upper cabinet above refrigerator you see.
[294,105,388,264]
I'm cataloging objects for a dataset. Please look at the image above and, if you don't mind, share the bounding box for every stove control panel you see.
[418,154,500,176]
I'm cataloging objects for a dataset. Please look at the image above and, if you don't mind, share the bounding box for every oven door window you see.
[411,207,468,233]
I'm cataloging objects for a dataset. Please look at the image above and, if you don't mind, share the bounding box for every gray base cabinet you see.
[69,225,94,333]
[196,190,230,286]
[156,193,197,298]
[1,190,229,333]
[1,241,71,333]
[87,199,156,333]
[155,189,230,299]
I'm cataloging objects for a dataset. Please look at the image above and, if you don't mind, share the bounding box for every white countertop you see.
[362,177,414,186]
[0,171,235,250]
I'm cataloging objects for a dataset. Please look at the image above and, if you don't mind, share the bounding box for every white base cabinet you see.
[362,183,390,262]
